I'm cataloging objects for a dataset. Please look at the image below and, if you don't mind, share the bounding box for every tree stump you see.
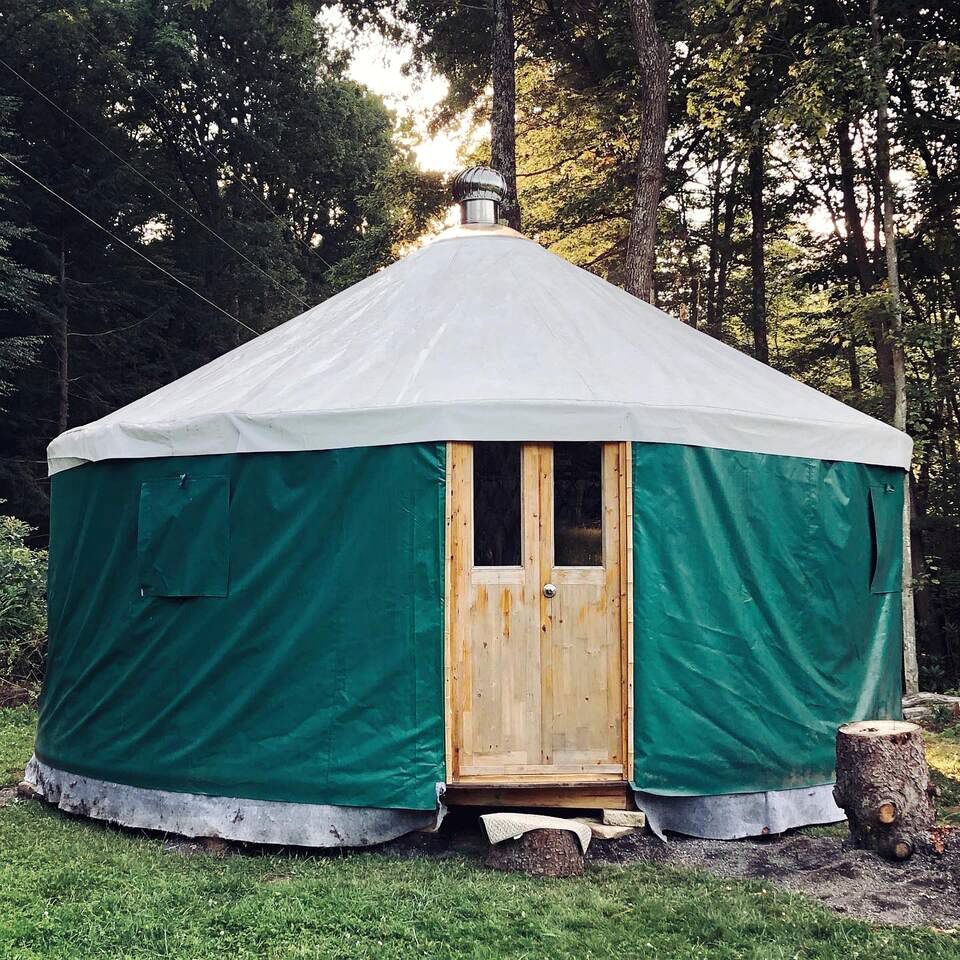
[484,828,584,877]
[834,720,937,860]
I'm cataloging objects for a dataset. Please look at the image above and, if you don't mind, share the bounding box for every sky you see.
[320,9,478,175]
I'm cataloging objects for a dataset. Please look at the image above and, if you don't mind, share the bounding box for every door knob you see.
[543,582,557,599]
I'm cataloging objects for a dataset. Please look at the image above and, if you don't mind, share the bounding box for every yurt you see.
[26,167,911,844]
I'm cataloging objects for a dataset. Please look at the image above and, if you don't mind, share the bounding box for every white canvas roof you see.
[48,223,912,474]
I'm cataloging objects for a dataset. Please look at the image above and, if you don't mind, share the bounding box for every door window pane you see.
[554,442,603,566]
[474,442,522,566]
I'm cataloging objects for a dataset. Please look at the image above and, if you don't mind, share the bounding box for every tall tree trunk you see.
[910,471,935,661]
[837,118,896,419]
[704,151,722,337]
[748,140,769,364]
[714,159,740,341]
[689,274,700,330]
[871,0,917,695]
[847,341,863,396]
[57,234,69,435]
[837,121,876,293]
[871,156,884,275]
[490,0,520,230]
[837,236,864,399]
[624,0,670,303]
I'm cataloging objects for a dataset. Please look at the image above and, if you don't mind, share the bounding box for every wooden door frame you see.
[442,440,634,786]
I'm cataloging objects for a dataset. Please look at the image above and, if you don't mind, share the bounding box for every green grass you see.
[1,707,959,959]
[797,822,848,838]
[4,802,959,960]
[0,705,36,786]
[926,728,960,822]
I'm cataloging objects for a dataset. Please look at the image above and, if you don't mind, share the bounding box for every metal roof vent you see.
[452,166,508,226]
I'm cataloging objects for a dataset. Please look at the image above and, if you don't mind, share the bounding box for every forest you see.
[1,0,958,689]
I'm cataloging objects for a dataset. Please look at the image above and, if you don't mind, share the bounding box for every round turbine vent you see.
[452,166,507,225]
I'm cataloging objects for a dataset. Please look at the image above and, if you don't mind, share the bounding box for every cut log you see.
[833,720,937,860]
[603,809,647,829]
[573,817,637,840]
[902,692,960,722]
[484,828,584,877]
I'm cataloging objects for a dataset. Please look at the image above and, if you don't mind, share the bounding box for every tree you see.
[490,0,520,229]
[870,0,917,694]
[0,97,46,403]
[623,0,670,303]
[747,140,769,362]
[0,0,442,530]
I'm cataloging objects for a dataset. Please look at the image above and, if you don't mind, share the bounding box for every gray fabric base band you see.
[635,783,843,840]
[25,757,445,847]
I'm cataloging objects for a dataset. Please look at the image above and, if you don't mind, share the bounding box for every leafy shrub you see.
[0,512,46,689]
[925,703,960,744]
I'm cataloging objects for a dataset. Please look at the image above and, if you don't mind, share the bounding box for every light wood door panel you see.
[539,443,624,770]
[448,444,542,776]
[447,441,626,783]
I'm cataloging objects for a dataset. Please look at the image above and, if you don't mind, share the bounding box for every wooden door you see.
[446,441,628,783]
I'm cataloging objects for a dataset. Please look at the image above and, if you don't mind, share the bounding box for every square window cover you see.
[138,475,229,598]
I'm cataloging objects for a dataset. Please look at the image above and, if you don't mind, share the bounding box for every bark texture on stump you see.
[834,720,937,860]
[484,828,584,877]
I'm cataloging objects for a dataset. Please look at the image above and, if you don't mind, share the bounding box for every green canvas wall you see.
[38,444,447,810]
[631,444,904,796]
[38,440,903,810]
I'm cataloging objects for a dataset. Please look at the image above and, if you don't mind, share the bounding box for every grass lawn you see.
[2,708,960,960]
[0,705,37,787]
[926,729,960,820]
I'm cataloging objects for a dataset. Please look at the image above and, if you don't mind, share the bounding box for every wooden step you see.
[444,780,635,810]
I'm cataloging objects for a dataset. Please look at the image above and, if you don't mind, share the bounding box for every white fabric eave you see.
[46,224,912,475]
[48,398,912,475]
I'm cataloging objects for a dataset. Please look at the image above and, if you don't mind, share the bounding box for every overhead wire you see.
[0,152,259,336]
[0,56,312,312]
[68,18,339,273]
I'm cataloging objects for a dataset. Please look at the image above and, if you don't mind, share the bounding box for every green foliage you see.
[0,513,46,689]
[926,703,960,734]
[514,60,636,285]
[0,0,444,529]
[0,96,47,402]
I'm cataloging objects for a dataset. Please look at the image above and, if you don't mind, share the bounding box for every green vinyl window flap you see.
[138,475,229,597]
[869,484,903,594]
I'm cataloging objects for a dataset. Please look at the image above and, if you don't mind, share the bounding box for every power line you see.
[69,19,339,273]
[0,152,259,336]
[0,56,311,311]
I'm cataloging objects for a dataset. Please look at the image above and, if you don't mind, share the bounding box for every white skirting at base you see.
[634,783,844,840]
[24,756,446,847]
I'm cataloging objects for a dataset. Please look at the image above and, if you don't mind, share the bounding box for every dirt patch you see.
[381,811,960,929]
[586,830,960,928]
[0,683,33,709]
[381,816,488,861]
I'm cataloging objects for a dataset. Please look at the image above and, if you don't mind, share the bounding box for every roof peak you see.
[430,222,526,245]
